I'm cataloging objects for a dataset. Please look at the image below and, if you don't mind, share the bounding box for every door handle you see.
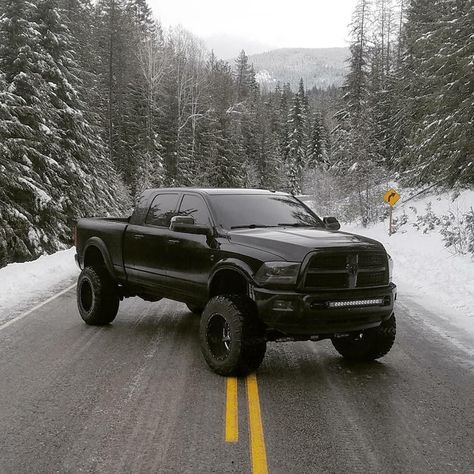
[133,234,144,239]
[167,239,181,245]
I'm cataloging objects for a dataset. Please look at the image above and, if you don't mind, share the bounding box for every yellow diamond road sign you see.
[384,188,400,206]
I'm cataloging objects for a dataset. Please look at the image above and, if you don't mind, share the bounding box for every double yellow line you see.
[225,374,268,474]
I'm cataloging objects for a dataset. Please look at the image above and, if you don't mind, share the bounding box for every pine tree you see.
[121,5,164,195]
[250,94,282,188]
[277,83,292,164]
[393,0,437,177]
[0,71,43,265]
[344,0,371,120]
[60,0,94,65]
[133,24,165,194]
[36,0,126,204]
[286,79,308,194]
[401,0,474,186]
[232,49,260,186]
[234,50,254,103]
[60,0,100,130]
[125,0,154,33]
[332,0,386,225]
[0,0,129,265]
[0,0,56,262]
[307,112,327,169]
[0,0,46,139]
[93,0,131,178]
[198,57,244,187]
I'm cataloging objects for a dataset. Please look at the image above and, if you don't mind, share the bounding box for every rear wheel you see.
[77,266,119,325]
[331,314,396,361]
[199,295,266,376]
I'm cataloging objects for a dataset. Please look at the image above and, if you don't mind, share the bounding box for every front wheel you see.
[331,314,396,361]
[199,295,266,376]
[77,266,120,325]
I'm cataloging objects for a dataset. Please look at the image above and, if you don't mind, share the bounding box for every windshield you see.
[208,194,324,230]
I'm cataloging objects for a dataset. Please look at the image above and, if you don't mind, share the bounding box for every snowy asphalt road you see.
[0,289,473,474]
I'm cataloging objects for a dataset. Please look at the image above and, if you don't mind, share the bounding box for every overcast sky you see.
[148,0,358,58]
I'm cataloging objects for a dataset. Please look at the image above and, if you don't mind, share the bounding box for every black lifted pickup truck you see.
[75,188,396,375]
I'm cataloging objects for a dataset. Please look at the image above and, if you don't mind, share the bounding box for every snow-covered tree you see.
[307,112,327,169]
[0,0,129,266]
[400,0,474,186]
[234,50,257,103]
[286,79,308,194]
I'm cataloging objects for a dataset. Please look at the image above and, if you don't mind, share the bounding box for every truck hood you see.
[228,227,385,261]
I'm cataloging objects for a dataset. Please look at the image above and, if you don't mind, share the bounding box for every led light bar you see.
[328,298,384,308]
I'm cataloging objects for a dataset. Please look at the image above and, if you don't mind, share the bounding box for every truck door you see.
[123,193,180,294]
[166,193,216,299]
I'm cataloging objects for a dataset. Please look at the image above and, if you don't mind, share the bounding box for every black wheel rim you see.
[207,313,231,360]
[80,279,94,313]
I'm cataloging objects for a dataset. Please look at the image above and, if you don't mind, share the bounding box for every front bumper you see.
[253,283,397,336]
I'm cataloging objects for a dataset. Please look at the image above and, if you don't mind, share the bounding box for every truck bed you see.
[76,217,131,281]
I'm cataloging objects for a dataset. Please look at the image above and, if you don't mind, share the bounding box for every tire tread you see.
[332,314,396,361]
[77,266,119,325]
[200,294,266,376]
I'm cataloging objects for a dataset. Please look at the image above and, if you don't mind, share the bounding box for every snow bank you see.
[344,189,474,337]
[0,248,79,323]
[397,189,474,216]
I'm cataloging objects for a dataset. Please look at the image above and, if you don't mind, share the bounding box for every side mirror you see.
[323,216,341,231]
[170,215,212,236]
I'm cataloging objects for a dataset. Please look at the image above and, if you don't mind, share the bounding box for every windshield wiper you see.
[230,224,275,230]
[277,223,316,227]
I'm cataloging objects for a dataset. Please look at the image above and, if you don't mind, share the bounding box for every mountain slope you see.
[248,47,349,91]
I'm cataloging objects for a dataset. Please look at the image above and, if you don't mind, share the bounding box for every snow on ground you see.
[345,189,474,338]
[0,248,79,323]
[397,188,474,216]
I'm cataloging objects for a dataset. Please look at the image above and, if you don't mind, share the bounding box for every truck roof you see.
[146,188,289,196]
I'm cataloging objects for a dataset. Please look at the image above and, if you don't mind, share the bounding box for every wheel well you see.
[210,269,248,297]
[84,246,105,268]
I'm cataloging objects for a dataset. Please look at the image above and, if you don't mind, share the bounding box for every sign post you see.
[383,188,400,236]
[389,207,393,236]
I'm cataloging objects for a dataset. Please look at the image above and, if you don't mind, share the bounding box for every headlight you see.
[387,254,393,282]
[255,262,300,287]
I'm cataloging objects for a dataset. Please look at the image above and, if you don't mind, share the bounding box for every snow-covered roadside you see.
[305,188,474,339]
[344,221,474,337]
[0,248,79,323]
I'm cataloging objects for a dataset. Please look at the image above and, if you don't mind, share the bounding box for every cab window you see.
[145,194,179,227]
[178,194,211,226]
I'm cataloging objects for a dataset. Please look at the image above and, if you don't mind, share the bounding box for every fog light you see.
[327,298,384,308]
[273,300,294,312]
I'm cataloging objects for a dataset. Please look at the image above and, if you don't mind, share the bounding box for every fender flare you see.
[208,258,257,294]
[82,237,115,278]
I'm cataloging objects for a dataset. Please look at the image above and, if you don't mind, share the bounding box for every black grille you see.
[359,253,386,268]
[305,273,349,289]
[310,254,347,270]
[357,271,387,287]
[304,251,388,290]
